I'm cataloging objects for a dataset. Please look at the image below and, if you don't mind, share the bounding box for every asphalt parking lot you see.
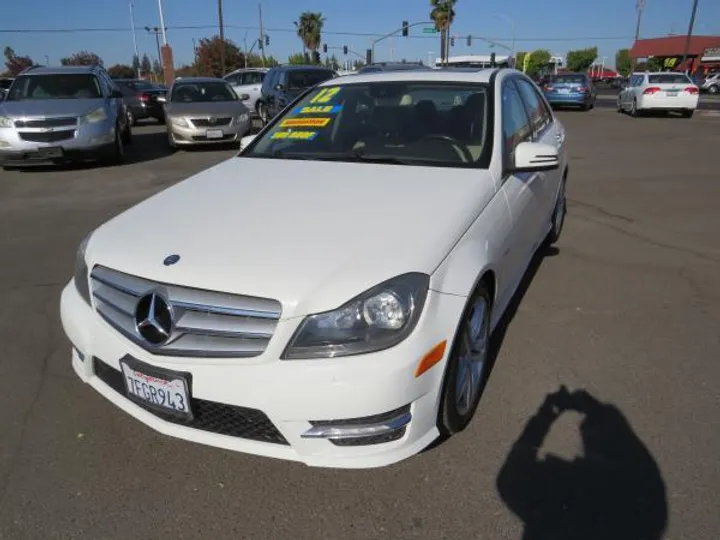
[1,107,719,539]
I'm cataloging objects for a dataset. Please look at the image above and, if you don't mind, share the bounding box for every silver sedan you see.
[160,77,252,148]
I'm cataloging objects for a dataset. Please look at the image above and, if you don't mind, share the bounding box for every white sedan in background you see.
[618,72,700,118]
[60,68,568,468]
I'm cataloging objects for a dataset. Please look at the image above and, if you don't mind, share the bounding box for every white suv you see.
[223,68,268,117]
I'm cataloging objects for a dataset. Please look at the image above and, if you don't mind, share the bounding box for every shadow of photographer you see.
[497,387,668,540]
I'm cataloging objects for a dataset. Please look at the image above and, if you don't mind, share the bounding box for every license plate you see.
[39,147,63,158]
[666,91,678,97]
[558,88,571,94]
[120,357,192,419]
[206,129,224,139]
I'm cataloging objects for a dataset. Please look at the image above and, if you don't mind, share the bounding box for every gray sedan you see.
[160,77,252,148]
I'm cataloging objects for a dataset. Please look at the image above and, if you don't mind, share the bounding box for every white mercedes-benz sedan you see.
[60,68,568,469]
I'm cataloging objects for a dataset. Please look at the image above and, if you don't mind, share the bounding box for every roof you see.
[21,65,101,75]
[323,68,501,86]
[225,67,270,75]
[172,77,227,84]
[269,64,336,71]
[631,35,720,58]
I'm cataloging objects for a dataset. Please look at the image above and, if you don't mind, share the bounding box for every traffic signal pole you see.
[370,21,433,64]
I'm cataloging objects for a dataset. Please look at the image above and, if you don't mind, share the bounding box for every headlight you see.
[282,273,429,360]
[170,117,189,127]
[74,233,93,305]
[0,116,13,128]
[83,107,108,124]
[236,113,250,123]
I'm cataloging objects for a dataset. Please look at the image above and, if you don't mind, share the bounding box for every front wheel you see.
[438,284,493,435]
[258,102,269,126]
[548,176,567,245]
[103,126,125,165]
[708,85,718,95]
[630,98,640,118]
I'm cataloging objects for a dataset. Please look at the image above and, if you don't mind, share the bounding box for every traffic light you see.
[314,51,321,64]
[343,45,348,55]
[402,21,409,37]
[265,34,269,46]
[467,35,472,47]
[490,52,496,67]
[323,43,328,53]
[366,49,372,64]
[450,36,455,47]
[257,38,263,48]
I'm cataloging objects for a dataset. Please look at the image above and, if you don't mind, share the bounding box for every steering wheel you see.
[419,134,473,162]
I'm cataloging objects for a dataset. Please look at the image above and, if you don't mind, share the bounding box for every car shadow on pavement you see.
[496,386,668,540]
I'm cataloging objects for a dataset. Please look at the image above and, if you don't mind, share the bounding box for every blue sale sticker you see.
[292,104,343,115]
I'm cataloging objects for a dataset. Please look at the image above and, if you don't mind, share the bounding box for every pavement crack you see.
[569,198,635,223]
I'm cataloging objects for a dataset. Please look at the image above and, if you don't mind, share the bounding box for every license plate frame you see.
[666,91,678,97]
[38,147,64,159]
[120,355,193,420]
[206,129,224,139]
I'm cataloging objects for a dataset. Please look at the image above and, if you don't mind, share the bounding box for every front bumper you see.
[60,281,466,468]
[0,120,116,164]
[168,118,251,146]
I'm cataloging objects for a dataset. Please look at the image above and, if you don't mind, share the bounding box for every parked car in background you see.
[701,72,720,94]
[618,72,699,118]
[223,68,268,117]
[60,67,568,469]
[541,73,596,110]
[0,77,14,100]
[113,79,167,125]
[257,65,336,125]
[0,65,131,169]
[160,77,251,148]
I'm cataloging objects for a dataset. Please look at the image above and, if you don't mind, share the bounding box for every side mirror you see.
[509,142,559,173]
[274,83,284,92]
[240,93,250,101]
[111,90,123,99]
[156,95,167,104]
[240,134,257,151]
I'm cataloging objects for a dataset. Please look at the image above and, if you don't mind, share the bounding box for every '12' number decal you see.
[310,87,341,104]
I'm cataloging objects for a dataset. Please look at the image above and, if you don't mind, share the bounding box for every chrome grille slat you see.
[90,266,281,358]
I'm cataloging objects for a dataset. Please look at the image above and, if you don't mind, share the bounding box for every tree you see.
[615,49,632,76]
[518,49,552,77]
[566,47,598,73]
[152,59,162,76]
[60,50,103,66]
[430,0,457,65]
[287,52,307,65]
[4,47,34,76]
[295,12,325,62]
[107,64,136,78]
[140,54,152,77]
[175,64,197,78]
[132,54,140,73]
[195,36,243,77]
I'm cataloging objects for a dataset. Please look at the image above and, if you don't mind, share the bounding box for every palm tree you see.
[295,12,325,63]
[430,0,457,66]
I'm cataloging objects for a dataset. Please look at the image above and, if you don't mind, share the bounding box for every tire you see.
[258,102,269,126]
[155,115,166,125]
[127,110,137,126]
[708,85,718,95]
[616,97,624,113]
[167,132,177,151]
[547,175,567,245]
[682,110,694,119]
[121,120,132,145]
[103,125,125,165]
[630,98,640,118]
[438,283,493,435]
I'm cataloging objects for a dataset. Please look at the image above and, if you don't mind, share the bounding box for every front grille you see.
[19,130,75,143]
[14,117,77,128]
[93,358,288,445]
[191,117,232,127]
[191,134,235,142]
[90,265,282,358]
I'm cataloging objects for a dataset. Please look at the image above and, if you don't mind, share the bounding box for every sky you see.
[1,0,719,70]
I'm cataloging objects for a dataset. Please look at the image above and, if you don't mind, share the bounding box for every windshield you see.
[549,75,586,84]
[170,82,237,102]
[648,74,692,84]
[243,81,493,169]
[7,74,102,100]
[286,70,335,92]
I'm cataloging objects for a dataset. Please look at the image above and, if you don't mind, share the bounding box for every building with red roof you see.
[630,35,720,74]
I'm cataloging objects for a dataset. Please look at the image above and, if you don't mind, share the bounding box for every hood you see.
[0,98,105,118]
[165,100,248,117]
[87,158,496,319]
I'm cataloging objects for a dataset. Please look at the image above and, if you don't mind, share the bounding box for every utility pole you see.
[218,0,225,75]
[630,0,646,73]
[680,0,700,73]
[129,0,140,78]
[157,0,168,45]
[258,2,266,67]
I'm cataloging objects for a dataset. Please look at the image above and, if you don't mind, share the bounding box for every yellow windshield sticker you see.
[271,130,319,141]
[292,105,343,115]
[309,87,341,104]
[280,117,332,128]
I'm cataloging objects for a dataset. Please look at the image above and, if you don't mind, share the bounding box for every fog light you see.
[0,140,10,148]
[301,404,411,446]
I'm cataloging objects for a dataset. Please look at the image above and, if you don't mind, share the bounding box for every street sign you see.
[423,27,438,34]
